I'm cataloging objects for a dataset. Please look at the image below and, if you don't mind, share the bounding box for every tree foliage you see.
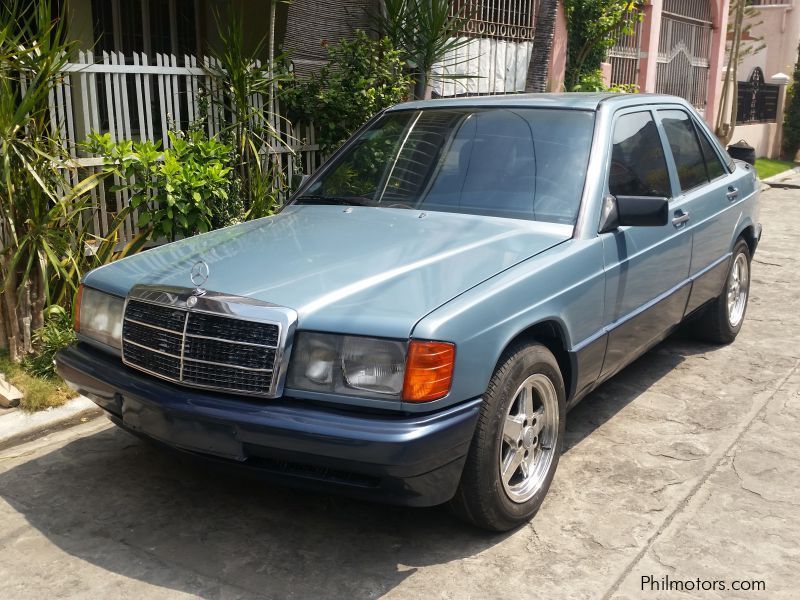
[281,31,411,153]
[0,1,107,360]
[783,43,800,160]
[374,0,471,99]
[206,11,291,218]
[563,0,644,90]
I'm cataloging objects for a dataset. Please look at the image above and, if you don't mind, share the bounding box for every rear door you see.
[655,108,743,314]
[600,108,693,379]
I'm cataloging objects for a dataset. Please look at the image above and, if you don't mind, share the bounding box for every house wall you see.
[282,0,380,78]
[735,122,780,158]
[740,3,800,80]
[734,3,799,158]
[636,0,730,126]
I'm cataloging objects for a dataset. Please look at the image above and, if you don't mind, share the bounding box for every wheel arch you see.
[495,319,574,402]
[736,223,758,257]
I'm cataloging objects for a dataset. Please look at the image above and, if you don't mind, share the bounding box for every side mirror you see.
[599,195,669,233]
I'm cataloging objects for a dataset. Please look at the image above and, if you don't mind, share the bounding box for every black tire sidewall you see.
[463,344,566,529]
[724,240,752,337]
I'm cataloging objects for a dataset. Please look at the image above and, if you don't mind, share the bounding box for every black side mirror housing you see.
[599,195,669,233]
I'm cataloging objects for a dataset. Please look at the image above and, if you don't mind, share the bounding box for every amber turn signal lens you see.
[73,284,84,332]
[402,340,456,402]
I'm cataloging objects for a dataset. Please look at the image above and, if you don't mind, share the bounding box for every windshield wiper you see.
[294,194,376,207]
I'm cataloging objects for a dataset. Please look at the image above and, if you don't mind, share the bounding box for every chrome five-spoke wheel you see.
[450,343,565,531]
[727,252,749,328]
[499,374,559,503]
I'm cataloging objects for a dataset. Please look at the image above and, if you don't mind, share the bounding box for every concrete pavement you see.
[0,181,798,599]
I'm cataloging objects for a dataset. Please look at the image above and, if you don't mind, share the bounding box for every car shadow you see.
[563,328,718,453]
[0,330,723,599]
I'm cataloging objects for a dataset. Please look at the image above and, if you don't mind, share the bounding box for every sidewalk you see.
[0,396,101,451]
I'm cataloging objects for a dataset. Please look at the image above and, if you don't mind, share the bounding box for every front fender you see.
[407,238,606,412]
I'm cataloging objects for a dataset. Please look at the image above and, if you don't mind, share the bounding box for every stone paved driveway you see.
[0,181,798,600]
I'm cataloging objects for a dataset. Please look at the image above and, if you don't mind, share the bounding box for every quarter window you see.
[696,125,727,180]
[660,110,711,192]
[609,112,671,198]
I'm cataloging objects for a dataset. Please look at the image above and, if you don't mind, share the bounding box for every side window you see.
[695,123,727,180]
[609,111,671,198]
[659,109,709,192]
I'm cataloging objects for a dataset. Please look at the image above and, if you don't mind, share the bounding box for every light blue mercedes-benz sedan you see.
[57,93,761,531]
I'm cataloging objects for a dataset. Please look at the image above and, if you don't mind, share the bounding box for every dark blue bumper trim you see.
[56,344,481,506]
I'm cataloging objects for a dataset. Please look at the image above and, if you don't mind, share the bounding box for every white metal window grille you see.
[453,0,537,42]
[656,0,714,111]
[435,0,537,97]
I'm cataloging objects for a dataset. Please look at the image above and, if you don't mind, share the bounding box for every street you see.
[1,180,798,600]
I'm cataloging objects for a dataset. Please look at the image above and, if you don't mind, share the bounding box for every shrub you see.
[85,131,235,241]
[281,31,412,152]
[571,69,639,93]
[22,308,76,379]
[782,43,800,159]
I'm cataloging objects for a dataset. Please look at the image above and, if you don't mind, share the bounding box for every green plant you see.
[754,158,795,180]
[571,69,639,93]
[85,131,234,241]
[1,349,75,411]
[563,0,644,91]
[206,12,292,218]
[782,43,800,159]
[374,0,472,99]
[281,31,412,152]
[22,307,75,379]
[0,0,104,361]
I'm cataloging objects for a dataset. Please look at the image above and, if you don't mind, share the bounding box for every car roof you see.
[388,93,692,112]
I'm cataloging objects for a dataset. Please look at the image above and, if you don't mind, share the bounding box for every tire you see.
[449,342,566,532]
[693,239,751,344]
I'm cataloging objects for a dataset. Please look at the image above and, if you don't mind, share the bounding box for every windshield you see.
[294,108,595,225]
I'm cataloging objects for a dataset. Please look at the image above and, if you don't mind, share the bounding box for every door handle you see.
[726,186,739,201]
[672,210,690,227]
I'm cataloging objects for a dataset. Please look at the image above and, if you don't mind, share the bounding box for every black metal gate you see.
[736,67,780,124]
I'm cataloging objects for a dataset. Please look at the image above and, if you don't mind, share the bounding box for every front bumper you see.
[56,344,481,506]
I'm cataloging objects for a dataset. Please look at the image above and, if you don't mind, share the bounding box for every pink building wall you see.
[549,0,731,125]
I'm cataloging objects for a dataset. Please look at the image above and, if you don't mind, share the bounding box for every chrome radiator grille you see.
[121,289,288,397]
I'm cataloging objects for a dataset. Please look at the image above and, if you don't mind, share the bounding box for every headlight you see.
[75,285,124,350]
[287,332,455,402]
[287,332,407,398]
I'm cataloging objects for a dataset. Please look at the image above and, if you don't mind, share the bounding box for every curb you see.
[761,166,800,190]
[0,396,103,451]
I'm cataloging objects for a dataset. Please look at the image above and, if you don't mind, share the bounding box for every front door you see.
[600,108,693,378]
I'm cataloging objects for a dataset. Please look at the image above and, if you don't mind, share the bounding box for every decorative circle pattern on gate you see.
[656,0,713,112]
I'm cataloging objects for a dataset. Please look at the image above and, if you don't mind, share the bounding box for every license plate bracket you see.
[122,398,245,461]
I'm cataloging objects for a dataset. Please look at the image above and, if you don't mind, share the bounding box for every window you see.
[454,1,537,42]
[301,108,595,224]
[91,0,199,58]
[695,125,727,180]
[660,109,710,192]
[609,112,671,198]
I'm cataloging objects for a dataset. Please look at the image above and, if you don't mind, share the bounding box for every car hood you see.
[85,205,571,338]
